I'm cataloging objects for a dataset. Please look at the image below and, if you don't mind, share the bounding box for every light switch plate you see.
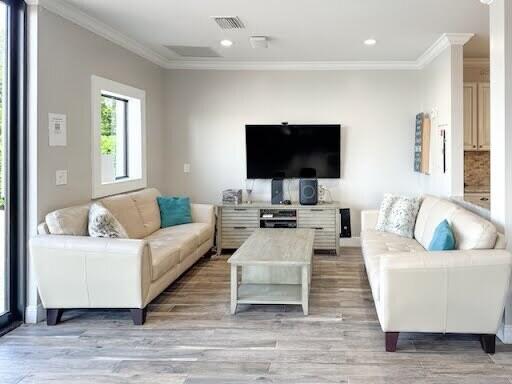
[184,163,191,173]
[56,170,68,185]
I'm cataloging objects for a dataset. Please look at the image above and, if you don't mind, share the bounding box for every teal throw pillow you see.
[157,196,192,228]
[428,219,456,251]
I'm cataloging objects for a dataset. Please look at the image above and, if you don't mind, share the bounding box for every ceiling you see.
[58,0,489,65]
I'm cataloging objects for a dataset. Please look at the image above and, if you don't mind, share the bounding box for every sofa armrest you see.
[377,250,512,334]
[361,209,379,231]
[30,235,152,309]
[191,203,215,226]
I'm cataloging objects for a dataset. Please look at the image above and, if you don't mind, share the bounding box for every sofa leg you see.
[130,308,147,325]
[385,332,399,352]
[480,334,496,354]
[46,309,63,326]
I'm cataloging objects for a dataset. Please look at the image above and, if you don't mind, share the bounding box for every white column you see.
[25,4,44,324]
[489,0,512,343]
[449,44,465,198]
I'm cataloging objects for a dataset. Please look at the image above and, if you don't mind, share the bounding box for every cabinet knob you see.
[479,145,482,148]
[473,145,476,148]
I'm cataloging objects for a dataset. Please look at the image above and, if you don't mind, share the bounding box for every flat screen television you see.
[245,124,341,179]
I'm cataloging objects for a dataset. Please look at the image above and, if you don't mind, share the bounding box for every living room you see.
[1,0,512,383]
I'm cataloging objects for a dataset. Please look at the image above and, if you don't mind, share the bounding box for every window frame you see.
[91,75,146,198]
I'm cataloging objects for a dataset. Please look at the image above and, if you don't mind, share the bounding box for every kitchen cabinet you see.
[464,82,490,151]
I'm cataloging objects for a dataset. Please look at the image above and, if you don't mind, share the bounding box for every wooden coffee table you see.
[227,228,315,315]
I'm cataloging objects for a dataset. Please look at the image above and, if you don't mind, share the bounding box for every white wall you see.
[36,8,166,221]
[418,46,464,199]
[418,49,453,196]
[163,70,423,234]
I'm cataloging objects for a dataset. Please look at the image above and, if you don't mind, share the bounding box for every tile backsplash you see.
[464,151,490,187]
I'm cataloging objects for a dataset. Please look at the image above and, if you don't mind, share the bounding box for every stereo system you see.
[271,179,284,204]
[340,208,351,238]
[299,178,318,205]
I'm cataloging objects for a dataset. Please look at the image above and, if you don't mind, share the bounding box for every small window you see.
[92,76,146,198]
[101,95,128,180]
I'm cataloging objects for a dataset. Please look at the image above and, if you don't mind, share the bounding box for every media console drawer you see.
[297,209,336,249]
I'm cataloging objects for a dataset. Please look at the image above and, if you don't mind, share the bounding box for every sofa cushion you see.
[130,188,161,236]
[100,188,162,239]
[148,240,180,281]
[100,193,146,239]
[414,196,459,249]
[450,208,497,250]
[415,195,498,250]
[166,223,213,244]
[45,204,89,236]
[361,229,425,305]
[146,224,205,263]
[361,229,425,259]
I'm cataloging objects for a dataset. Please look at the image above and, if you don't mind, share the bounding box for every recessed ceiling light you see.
[220,39,233,47]
[480,0,494,4]
[364,38,377,46]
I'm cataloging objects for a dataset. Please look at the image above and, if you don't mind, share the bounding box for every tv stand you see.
[217,202,340,256]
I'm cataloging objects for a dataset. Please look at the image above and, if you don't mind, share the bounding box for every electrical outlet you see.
[56,170,67,186]
[184,163,191,173]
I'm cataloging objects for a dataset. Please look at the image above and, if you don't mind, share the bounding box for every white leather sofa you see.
[361,195,512,353]
[30,188,215,325]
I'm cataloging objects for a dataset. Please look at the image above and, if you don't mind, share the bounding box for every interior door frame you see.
[0,0,26,332]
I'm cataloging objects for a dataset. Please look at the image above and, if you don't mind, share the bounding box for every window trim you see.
[91,75,146,198]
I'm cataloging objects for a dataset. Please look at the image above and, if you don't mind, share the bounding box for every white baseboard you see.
[340,236,361,247]
[25,304,46,324]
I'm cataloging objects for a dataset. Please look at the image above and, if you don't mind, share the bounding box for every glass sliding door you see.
[0,0,6,318]
[0,0,25,331]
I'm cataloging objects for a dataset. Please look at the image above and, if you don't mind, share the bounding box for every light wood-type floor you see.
[2,248,512,383]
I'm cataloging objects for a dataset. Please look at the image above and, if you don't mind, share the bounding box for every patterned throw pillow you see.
[88,202,129,238]
[375,194,421,238]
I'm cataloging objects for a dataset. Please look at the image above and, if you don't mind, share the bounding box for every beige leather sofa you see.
[361,195,512,353]
[30,188,215,325]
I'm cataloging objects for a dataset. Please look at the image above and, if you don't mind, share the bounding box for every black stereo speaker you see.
[299,178,318,205]
[271,179,284,204]
[340,208,351,238]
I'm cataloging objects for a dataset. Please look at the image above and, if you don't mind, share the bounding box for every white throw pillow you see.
[88,202,129,238]
[375,194,421,238]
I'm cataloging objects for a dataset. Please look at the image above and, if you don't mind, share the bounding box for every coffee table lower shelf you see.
[237,284,302,305]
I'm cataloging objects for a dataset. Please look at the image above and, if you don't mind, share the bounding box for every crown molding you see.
[31,0,475,71]
[164,60,420,71]
[33,0,169,68]
[416,33,474,69]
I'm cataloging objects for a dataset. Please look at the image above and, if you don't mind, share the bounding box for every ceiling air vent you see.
[165,46,221,58]
[212,16,245,29]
